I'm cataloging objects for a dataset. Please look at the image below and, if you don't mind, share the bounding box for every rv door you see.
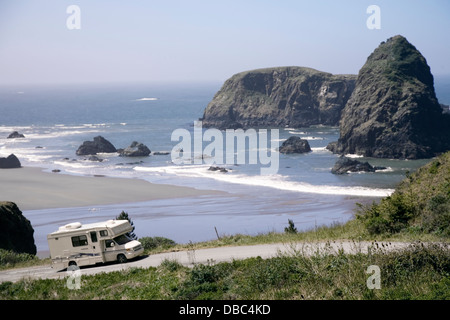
[103,239,118,262]
[89,231,104,264]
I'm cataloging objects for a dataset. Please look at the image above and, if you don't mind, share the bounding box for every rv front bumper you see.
[125,244,144,258]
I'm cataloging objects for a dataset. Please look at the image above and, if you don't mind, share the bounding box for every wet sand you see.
[1,167,359,258]
[0,167,219,210]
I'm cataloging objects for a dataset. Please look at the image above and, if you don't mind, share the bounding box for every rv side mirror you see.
[105,240,115,248]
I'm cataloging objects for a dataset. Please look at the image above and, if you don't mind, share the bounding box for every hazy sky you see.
[1,0,449,85]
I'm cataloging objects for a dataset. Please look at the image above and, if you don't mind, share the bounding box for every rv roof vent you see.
[63,222,82,230]
[106,220,115,225]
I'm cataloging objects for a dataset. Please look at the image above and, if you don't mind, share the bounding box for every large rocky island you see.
[201,67,356,129]
[202,36,450,160]
[327,35,450,159]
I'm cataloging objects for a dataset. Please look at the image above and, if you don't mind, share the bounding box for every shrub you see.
[422,194,450,235]
[176,263,231,300]
[428,161,441,174]
[139,237,176,251]
[284,219,298,234]
[356,151,450,236]
[0,249,35,267]
[355,195,414,236]
[160,259,183,272]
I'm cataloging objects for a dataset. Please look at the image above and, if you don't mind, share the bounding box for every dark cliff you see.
[327,35,450,159]
[201,67,356,129]
[0,202,36,255]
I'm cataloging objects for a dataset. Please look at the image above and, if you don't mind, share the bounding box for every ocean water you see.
[0,81,444,254]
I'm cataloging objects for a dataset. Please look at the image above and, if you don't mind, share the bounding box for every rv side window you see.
[90,231,98,243]
[100,230,108,237]
[71,235,88,247]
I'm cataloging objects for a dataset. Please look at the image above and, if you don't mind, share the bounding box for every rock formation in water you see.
[331,156,386,175]
[279,136,311,154]
[327,35,450,159]
[201,67,356,130]
[7,131,25,139]
[208,166,228,173]
[0,202,36,255]
[119,141,151,157]
[76,136,117,156]
[0,154,21,168]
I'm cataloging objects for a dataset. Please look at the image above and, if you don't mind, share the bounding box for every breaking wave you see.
[134,98,159,101]
[134,165,393,197]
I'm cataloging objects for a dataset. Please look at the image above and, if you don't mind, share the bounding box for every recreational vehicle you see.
[47,219,144,270]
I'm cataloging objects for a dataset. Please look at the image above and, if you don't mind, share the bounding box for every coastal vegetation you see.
[0,249,39,270]
[0,151,449,299]
[356,151,450,237]
[0,242,448,300]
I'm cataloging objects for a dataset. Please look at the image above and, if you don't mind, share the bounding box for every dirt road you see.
[0,241,409,283]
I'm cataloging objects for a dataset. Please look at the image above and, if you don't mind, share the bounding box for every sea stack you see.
[279,136,311,154]
[119,141,151,157]
[0,154,21,168]
[327,35,450,159]
[76,136,117,156]
[201,67,356,130]
[7,131,25,139]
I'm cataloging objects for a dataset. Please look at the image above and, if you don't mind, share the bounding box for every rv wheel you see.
[68,261,77,267]
[117,254,127,264]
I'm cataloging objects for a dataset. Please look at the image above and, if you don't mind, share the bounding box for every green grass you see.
[0,249,50,271]
[1,215,444,271]
[2,213,448,300]
[357,151,450,237]
[1,242,448,300]
[1,150,449,300]
[160,217,445,254]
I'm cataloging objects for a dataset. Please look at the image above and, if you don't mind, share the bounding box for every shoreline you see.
[1,166,370,258]
[0,166,222,211]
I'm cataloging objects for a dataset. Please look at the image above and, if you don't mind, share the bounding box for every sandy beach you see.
[0,167,218,211]
[0,166,360,257]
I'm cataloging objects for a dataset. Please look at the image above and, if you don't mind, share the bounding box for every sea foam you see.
[134,165,394,197]
[135,98,159,101]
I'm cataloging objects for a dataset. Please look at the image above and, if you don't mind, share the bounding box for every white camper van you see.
[47,219,144,270]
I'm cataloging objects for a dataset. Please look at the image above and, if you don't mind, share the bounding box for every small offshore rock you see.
[152,151,170,155]
[125,161,144,165]
[120,141,151,157]
[208,166,228,173]
[0,154,21,169]
[7,131,25,139]
[76,136,117,156]
[331,156,376,174]
[88,155,103,162]
[279,136,311,154]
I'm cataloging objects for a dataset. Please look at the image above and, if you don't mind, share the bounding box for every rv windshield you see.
[113,234,132,245]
